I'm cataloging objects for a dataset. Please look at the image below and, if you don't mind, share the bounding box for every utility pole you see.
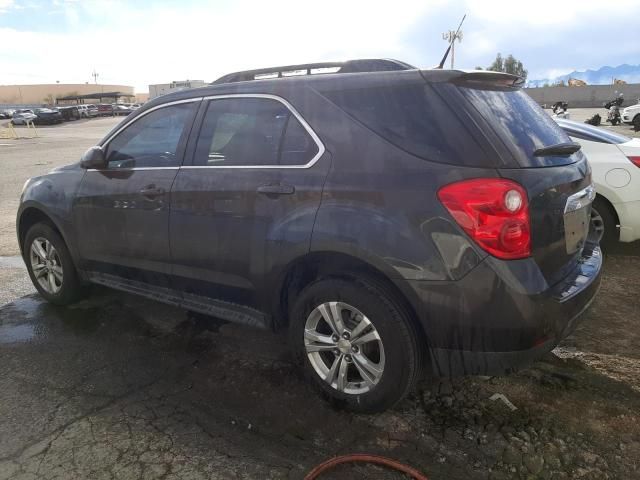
[442,27,464,69]
[91,69,99,85]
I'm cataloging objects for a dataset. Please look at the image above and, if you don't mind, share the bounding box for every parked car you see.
[113,104,132,116]
[17,60,602,412]
[97,104,114,116]
[33,108,64,125]
[57,106,81,121]
[87,105,99,117]
[0,111,11,119]
[555,118,640,246]
[11,111,37,125]
[77,105,90,118]
[1,109,16,118]
[621,102,640,131]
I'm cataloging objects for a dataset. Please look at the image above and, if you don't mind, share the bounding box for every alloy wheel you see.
[30,237,63,294]
[304,301,385,395]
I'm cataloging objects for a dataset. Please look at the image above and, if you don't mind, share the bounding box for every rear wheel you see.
[590,197,618,248]
[290,277,423,413]
[24,223,85,305]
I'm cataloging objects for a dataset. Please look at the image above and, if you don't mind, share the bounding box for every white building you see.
[148,80,206,99]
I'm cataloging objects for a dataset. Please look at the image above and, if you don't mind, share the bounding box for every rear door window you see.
[193,97,319,167]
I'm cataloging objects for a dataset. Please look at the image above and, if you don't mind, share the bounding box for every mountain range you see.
[527,64,640,87]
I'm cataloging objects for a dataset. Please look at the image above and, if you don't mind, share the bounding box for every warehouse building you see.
[0,83,135,107]
[149,80,206,99]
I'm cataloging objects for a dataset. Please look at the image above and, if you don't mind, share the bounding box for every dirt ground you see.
[0,111,639,479]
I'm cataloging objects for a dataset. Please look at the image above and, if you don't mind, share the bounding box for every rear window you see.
[457,87,575,167]
[322,84,495,167]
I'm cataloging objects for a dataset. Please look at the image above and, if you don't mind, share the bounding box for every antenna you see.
[437,14,466,70]
[91,69,99,85]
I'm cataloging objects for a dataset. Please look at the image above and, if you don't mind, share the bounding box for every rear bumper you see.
[407,245,602,376]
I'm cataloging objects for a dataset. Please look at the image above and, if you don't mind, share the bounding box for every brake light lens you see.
[627,156,640,168]
[437,178,531,260]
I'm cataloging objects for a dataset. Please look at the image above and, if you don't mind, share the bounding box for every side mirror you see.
[80,146,107,169]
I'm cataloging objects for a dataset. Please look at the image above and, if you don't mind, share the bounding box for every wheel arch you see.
[17,206,67,256]
[271,251,427,344]
[594,193,620,227]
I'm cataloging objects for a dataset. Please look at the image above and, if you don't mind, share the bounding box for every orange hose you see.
[304,453,429,480]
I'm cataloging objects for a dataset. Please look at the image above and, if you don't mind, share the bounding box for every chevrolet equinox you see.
[18,59,602,412]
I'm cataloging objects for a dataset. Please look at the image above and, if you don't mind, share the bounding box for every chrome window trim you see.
[87,167,180,172]
[88,98,203,172]
[101,97,203,148]
[180,93,326,170]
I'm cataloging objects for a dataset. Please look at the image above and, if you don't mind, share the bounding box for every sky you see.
[1,0,639,92]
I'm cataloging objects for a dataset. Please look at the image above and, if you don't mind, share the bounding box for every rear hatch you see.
[320,70,594,285]
[439,74,594,285]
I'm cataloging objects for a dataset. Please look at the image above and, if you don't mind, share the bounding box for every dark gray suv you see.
[18,60,602,412]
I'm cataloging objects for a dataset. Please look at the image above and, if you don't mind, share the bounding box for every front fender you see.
[17,167,85,261]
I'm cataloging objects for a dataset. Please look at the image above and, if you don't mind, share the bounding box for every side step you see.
[86,271,270,330]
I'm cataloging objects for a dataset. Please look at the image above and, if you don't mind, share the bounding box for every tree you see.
[487,53,528,80]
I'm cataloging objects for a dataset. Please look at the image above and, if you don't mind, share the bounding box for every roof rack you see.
[211,59,415,85]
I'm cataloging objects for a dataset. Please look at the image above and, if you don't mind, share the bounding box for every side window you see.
[280,115,319,166]
[106,102,195,169]
[194,97,319,166]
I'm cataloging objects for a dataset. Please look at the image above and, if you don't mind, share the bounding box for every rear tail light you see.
[437,178,531,260]
[627,156,640,168]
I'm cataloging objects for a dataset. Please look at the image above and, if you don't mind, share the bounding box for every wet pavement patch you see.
[0,255,639,479]
[0,323,35,344]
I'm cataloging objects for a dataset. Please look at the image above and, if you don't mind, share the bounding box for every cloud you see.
[0,0,639,90]
[0,0,15,13]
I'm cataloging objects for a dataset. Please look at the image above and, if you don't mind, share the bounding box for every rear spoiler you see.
[455,71,525,87]
[420,69,524,88]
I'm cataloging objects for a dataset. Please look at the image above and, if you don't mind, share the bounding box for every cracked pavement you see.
[1,248,640,479]
[1,115,640,479]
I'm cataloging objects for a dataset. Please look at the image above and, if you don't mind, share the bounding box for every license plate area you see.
[564,184,596,254]
[564,206,590,254]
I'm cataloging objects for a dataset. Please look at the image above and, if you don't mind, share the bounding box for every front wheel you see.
[290,278,423,413]
[24,223,85,305]
[633,115,640,132]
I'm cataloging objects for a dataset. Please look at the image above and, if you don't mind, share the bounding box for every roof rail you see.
[211,58,415,85]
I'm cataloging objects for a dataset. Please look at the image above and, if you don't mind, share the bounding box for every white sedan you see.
[621,102,640,131]
[555,119,640,246]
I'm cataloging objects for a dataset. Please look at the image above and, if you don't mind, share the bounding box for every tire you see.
[590,197,618,248]
[23,223,85,305]
[289,277,423,413]
[633,115,640,132]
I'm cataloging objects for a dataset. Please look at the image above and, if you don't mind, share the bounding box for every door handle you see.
[257,184,295,195]
[139,184,166,198]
